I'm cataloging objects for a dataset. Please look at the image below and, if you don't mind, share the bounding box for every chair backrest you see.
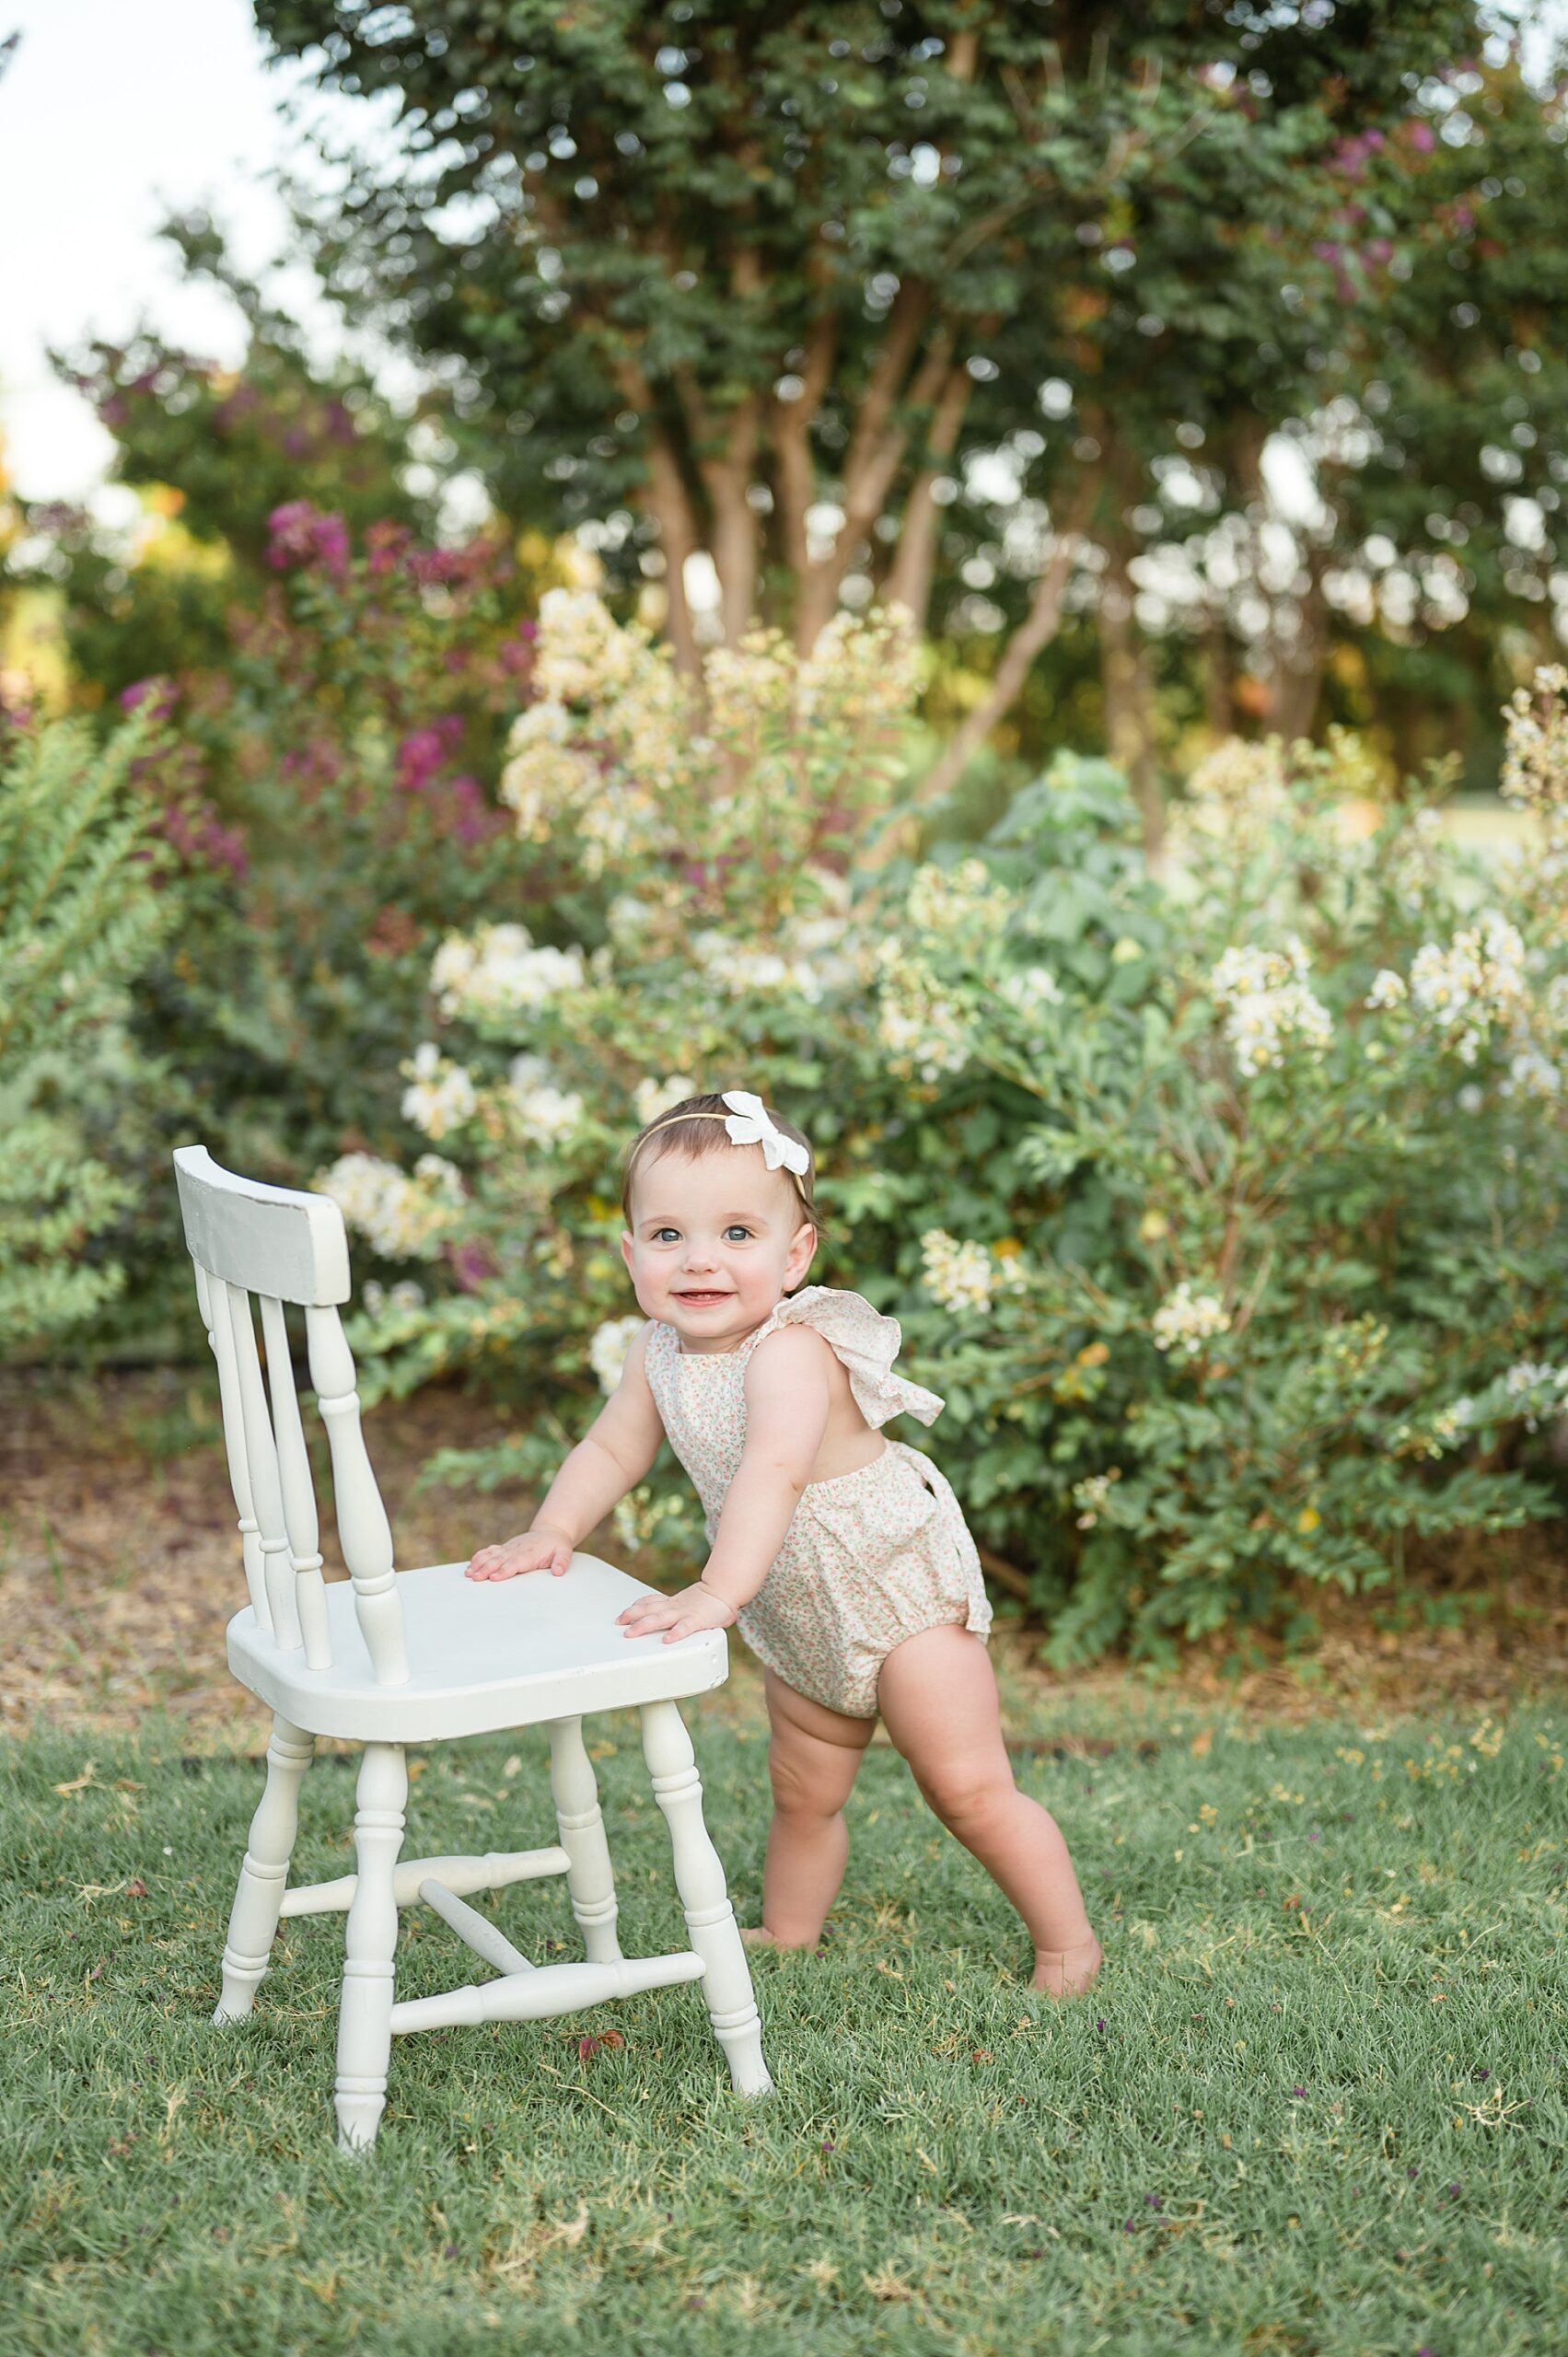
[173,1144,409,1687]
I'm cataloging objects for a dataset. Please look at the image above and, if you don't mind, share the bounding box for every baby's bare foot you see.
[1031,1933,1104,1999]
[740,1925,822,1953]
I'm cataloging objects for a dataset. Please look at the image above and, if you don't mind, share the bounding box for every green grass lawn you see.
[3,1687,1564,2357]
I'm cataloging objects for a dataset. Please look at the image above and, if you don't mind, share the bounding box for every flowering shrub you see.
[326,614,1567,1666]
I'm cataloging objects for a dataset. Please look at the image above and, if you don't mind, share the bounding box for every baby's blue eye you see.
[725,1225,752,1242]
[653,1227,680,1243]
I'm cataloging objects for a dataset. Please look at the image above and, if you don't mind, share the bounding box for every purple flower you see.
[1144,2193,1163,2210]
[266,499,351,581]
[120,676,178,722]
[1292,2084,1307,2097]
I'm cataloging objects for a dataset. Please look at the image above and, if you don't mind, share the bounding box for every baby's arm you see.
[466,1323,664,1580]
[617,1326,831,1641]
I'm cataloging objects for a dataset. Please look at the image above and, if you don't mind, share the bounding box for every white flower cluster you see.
[905,857,1015,939]
[876,941,970,1082]
[1208,938,1333,1077]
[589,1314,645,1398]
[919,1230,1027,1316]
[360,1279,427,1318]
[1384,806,1450,905]
[997,963,1065,1019]
[1151,1282,1231,1359]
[1408,911,1527,1063]
[1501,663,1568,812]
[1365,970,1407,1012]
[1503,1360,1568,1431]
[506,1054,585,1146]
[400,1042,477,1141]
[316,1152,465,1260]
[1071,1468,1121,1530]
[431,923,587,1021]
[690,903,857,1004]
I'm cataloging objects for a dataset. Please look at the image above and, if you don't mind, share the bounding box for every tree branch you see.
[917,470,1100,805]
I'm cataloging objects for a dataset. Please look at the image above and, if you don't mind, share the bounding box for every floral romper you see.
[642,1284,993,1720]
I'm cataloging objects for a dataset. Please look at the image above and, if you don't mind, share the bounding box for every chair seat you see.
[227,1552,728,1740]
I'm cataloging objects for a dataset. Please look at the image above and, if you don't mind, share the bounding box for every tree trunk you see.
[1099,544,1165,853]
[916,471,1099,806]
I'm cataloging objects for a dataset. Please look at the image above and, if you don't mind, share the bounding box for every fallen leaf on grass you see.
[863,2268,916,2304]
[577,2029,625,2061]
[54,1762,99,1795]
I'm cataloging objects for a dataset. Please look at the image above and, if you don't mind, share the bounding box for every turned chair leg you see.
[334,1742,408,2154]
[640,1700,772,2096]
[549,1716,622,1964]
[214,1715,314,2024]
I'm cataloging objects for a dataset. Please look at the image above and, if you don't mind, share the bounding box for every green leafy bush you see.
[320,597,1567,1663]
[0,715,175,1349]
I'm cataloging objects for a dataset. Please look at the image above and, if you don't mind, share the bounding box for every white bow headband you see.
[640,1089,811,1178]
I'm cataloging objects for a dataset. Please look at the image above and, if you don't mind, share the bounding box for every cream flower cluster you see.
[905,857,1015,939]
[796,603,921,727]
[431,923,587,1021]
[1208,938,1333,1077]
[1365,970,1407,1012]
[589,1314,645,1398]
[1407,911,1527,1064]
[316,1151,465,1260]
[1071,1469,1121,1530]
[1501,663,1568,812]
[919,1230,1027,1316]
[610,1484,700,1558]
[876,941,971,1082]
[506,1054,585,1146]
[1151,1282,1231,1359]
[401,1042,477,1141]
[633,1074,700,1126]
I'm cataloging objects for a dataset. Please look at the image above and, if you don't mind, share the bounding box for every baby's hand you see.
[465,1525,574,1582]
[616,1582,737,1643]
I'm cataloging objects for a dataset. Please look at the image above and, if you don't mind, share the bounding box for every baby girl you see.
[466,1089,1103,1998]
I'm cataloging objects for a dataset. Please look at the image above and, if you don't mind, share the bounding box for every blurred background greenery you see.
[2,4,1565,1661]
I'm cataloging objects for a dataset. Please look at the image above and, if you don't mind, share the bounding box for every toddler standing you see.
[467,1090,1103,1998]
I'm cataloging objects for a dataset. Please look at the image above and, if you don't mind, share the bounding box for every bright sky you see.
[0,0,395,505]
[0,2,1562,512]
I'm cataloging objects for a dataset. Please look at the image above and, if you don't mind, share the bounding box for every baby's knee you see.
[918,1765,1014,1836]
[769,1750,847,1822]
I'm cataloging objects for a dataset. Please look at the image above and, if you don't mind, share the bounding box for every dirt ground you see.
[4,1366,1565,1746]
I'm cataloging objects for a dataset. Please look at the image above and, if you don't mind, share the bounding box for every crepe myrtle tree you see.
[256,3,1549,808]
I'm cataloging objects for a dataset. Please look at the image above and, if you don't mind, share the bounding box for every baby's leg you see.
[877,1626,1102,1996]
[753,1669,876,1949]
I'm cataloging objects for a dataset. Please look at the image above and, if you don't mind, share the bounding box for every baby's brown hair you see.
[620,1092,826,1239]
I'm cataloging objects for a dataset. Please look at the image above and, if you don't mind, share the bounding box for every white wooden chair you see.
[172,1144,771,2152]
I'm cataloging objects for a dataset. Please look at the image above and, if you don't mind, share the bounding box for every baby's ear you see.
[787,1220,818,1282]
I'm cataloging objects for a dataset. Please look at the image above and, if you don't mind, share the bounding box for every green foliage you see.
[321,595,1567,1661]
[0,716,175,1349]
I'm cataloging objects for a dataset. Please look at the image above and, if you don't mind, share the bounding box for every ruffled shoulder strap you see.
[747,1284,944,1429]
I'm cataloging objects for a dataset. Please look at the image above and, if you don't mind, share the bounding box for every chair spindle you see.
[226,1280,304,1652]
[259,1293,333,1672]
[199,1265,271,1632]
[305,1304,409,1688]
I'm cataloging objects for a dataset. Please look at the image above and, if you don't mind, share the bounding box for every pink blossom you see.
[266,499,351,581]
